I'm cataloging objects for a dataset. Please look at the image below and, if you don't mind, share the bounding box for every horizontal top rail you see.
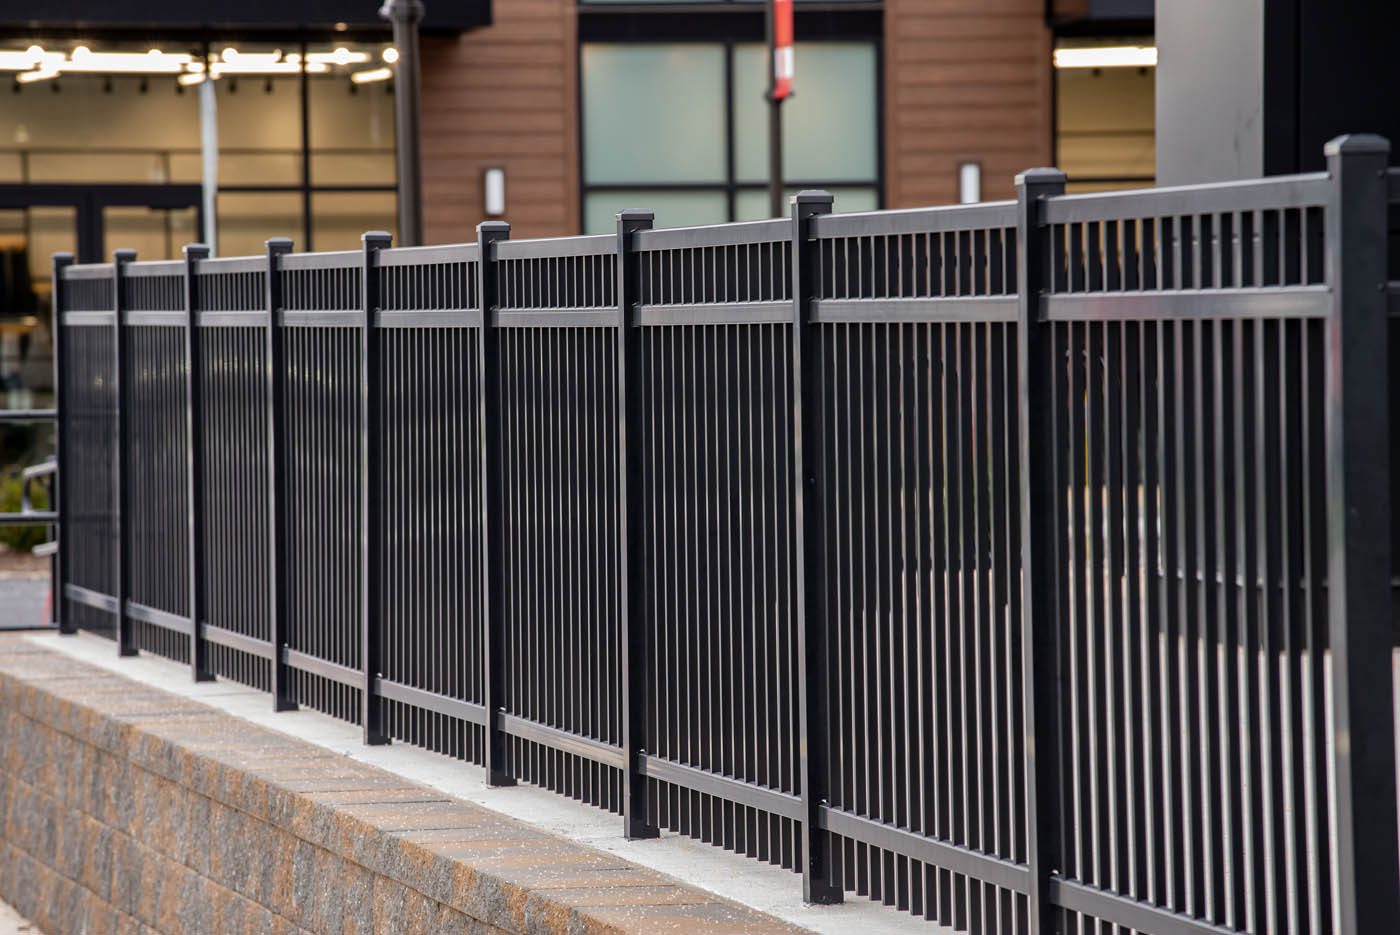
[61,263,116,280]
[494,233,615,260]
[1042,172,1331,224]
[193,255,266,275]
[635,217,789,251]
[279,250,360,270]
[122,260,183,278]
[812,200,1018,238]
[376,242,480,266]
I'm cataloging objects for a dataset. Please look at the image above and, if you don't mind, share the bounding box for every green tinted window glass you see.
[734,186,879,222]
[733,42,878,184]
[582,44,727,185]
[584,190,728,235]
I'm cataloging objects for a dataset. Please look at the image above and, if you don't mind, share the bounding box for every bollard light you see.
[484,167,506,217]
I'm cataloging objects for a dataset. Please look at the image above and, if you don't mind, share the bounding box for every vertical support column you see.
[616,208,658,841]
[112,248,137,656]
[476,220,514,786]
[183,243,214,681]
[265,237,298,712]
[361,230,392,745]
[790,189,841,904]
[1016,167,1066,935]
[52,252,74,633]
[1323,133,1400,934]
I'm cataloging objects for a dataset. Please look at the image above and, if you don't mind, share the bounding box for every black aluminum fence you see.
[48,136,1400,934]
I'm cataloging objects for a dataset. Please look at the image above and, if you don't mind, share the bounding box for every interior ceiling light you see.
[16,68,57,83]
[382,47,399,64]
[0,49,63,70]
[0,45,191,74]
[177,72,206,86]
[350,67,392,84]
[1053,46,1157,69]
[308,47,369,66]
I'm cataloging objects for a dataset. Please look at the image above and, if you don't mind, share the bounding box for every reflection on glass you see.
[103,206,198,262]
[732,42,878,184]
[311,192,397,251]
[217,192,302,258]
[582,44,727,185]
[584,190,728,236]
[734,186,879,222]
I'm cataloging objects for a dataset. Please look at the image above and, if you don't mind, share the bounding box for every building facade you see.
[0,0,1152,416]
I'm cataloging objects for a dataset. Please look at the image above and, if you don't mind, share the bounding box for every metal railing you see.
[46,135,1400,933]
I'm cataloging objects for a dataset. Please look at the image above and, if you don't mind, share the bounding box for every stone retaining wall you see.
[0,637,805,935]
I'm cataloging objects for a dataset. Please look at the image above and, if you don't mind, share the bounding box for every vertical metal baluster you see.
[1322,134,1400,934]
[53,253,74,633]
[789,190,842,904]
[477,221,513,786]
[615,209,659,839]
[266,238,297,711]
[361,231,392,744]
[1016,167,1066,935]
[114,248,137,656]
[184,244,213,681]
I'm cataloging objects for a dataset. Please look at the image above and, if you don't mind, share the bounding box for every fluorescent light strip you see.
[16,69,58,83]
[350,67,392,84]
[1053,46,1157,69]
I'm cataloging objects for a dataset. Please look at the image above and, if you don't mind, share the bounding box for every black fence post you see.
[51,252,74,634]
[1322,133,1400,933]
[265,237,297,712]
[790,189,841,904]
[616,208,659,841]
[1016,166,1066,935]
[476,220,514,786]
[183,243,214,682]
[361,230,392,745]
[112,248,137,656]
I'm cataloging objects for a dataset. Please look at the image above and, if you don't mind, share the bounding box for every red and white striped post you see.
[766,0,793,218]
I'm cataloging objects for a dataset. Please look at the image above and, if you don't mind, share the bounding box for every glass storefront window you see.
[580,39,880,233]
[1054,37,1156,192]
[0,39,396,255]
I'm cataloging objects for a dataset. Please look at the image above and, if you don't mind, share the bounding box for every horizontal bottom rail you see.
[282,648,360,688]
[495,712,623,769]
[817,808,1031,894]
[374,677,487,726]
[64,583,118,614]
[203,624,271,658]
[1049,878,1242,935]
[639,755,804,822]
[124,600,191,636]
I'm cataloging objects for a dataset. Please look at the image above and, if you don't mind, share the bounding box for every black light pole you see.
[380,0,424,246]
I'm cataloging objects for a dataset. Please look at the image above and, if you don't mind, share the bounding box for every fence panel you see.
[122,262,190,664]
[493,235,623,809]
[633,219,802,866]
[374,243,485,761]
[278,253,363,722]
[1039,177,1336,934]
[810,206,1028,927]
[196,256,272,690]
[59,265,117,633]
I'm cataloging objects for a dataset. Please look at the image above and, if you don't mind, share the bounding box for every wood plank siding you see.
[883,0,1053,208]
[417,2,1052,236]
[420,0,579,242]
